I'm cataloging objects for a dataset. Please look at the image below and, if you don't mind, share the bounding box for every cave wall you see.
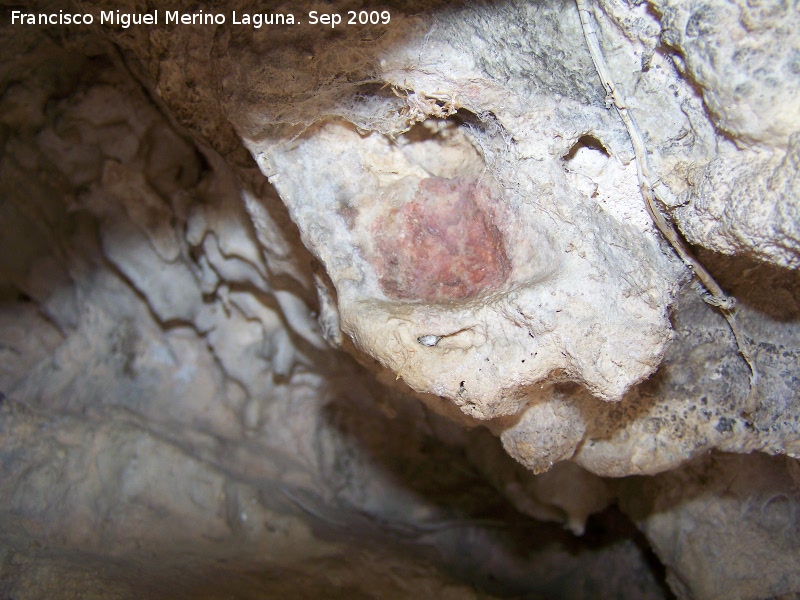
[1,1,799,598]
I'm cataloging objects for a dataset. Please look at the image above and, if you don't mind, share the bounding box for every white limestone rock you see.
[232,3,684,417]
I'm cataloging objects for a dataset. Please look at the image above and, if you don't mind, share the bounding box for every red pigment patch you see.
[371,177,511,302]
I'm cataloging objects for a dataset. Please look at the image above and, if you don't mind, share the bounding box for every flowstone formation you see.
[1,0,799,599]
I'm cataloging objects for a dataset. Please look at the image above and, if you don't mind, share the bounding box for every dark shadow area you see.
[693,246,800,322]
[562,134,610,163]
[315,385,672,598]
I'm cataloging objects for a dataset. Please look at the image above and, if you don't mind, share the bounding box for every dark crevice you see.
[563,134,610,163]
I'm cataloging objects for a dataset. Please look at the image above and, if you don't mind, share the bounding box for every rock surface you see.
[0,0,799,598]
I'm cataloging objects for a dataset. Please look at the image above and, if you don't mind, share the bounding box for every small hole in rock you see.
[396,111,486,179]
[563,135,609,163]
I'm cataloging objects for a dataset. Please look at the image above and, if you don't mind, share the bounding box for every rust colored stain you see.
[372,177,511,302]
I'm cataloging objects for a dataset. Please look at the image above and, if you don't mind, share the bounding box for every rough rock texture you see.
[620,452,800,600]
[370,175,512,303]
[205,0,800,475]
[623,0,800,269]
[1,0,799,598]
[236,5,684,411]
